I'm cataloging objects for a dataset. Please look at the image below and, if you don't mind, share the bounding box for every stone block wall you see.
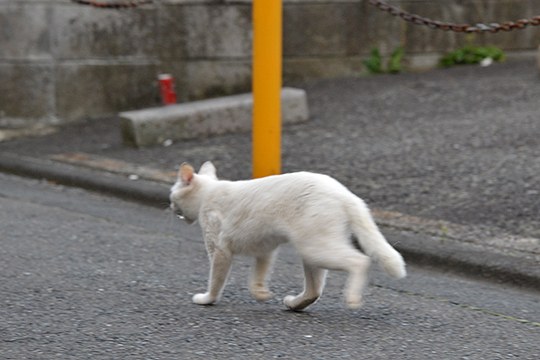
[1,0,539,126]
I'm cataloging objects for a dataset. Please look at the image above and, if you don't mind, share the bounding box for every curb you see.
[120,87,309,147]
[0,152,169,208]
[386,229,540,290]
[1,151,538,291]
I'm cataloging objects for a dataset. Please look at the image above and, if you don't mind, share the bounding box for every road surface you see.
[1,173,539,359]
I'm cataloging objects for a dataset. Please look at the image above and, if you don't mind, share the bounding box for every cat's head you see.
[169,161,217,224]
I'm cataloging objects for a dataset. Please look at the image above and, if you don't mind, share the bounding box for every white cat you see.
[170,161,406,311]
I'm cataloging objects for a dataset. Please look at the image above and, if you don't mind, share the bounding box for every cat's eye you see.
[177,214,185,220]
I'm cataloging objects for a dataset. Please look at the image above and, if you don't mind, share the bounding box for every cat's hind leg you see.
[302,245,371,309]
[342,253,371,309]
[193,248,233,305]
[250,252,276,302]
[284,261,327,311]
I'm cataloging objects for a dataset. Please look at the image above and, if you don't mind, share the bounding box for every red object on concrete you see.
[158,74,177,105]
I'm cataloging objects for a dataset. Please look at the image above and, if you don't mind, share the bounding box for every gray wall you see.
[1,0,539,127]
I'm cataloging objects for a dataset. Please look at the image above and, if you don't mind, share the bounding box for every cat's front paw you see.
[345,295,363,310]
[192,292,215,305]
[251,288,273,302]
[284,294,319,311]
[283,295,297,309]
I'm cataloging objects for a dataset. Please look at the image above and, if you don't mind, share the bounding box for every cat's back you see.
[229,171,351,202]
[209,171,357,232]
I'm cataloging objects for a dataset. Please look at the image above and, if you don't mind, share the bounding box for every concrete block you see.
[53,4,158,59]
[537,45,540,72]
[401,0,539,53]
[284,2,361,57]
[155,4,187,61]
[400,1,464,54]
[0,63,55,126]
[56,64,159,121]
[284,57,363,81]
[475,0,535,50]
[183,60,252,100]
[183,4,252,58]
[120,87,309,147]
[0,3,50,59]
[359,0,402,55]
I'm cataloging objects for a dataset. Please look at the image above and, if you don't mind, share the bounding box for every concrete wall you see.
[1,0,539,127]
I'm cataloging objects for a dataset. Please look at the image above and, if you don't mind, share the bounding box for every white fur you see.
[170,161,406,311]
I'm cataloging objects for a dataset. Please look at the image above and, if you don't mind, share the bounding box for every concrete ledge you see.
[120,87,309,147]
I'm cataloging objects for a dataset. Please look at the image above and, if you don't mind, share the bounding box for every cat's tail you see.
[347,199,406,279]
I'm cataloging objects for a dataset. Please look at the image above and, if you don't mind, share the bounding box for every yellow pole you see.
[252,0,282,178]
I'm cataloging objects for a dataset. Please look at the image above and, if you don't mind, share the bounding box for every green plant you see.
[388,47,405,74]
[363,47,405,74]
[439,45,505,67]
[363,48,384,74]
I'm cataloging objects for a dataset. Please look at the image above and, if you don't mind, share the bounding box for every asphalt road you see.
[1,173,539,359]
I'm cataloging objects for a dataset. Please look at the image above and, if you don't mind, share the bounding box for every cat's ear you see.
[199,161,217,179]
[178,163,195,185]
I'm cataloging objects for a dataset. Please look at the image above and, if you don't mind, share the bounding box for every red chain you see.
[70,0,152,9]
[369,0,540,33]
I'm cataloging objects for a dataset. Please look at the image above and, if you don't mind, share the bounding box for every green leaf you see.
[439,45,505,67]
[363,48,383,74]
[388,47,404,74]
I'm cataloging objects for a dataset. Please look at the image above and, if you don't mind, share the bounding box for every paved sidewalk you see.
[1,59,539,289]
